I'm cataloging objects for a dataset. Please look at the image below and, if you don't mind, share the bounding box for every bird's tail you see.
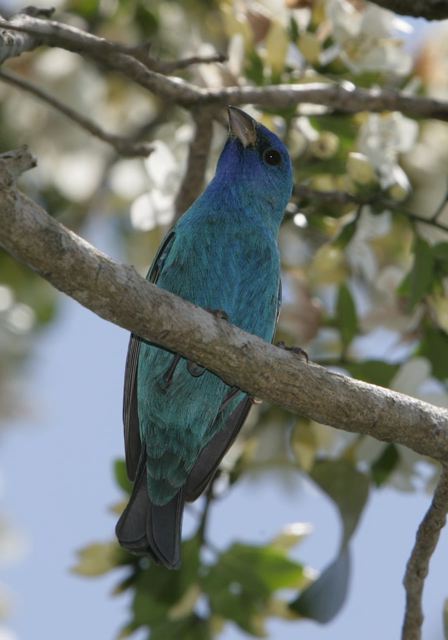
[115,455,183,570]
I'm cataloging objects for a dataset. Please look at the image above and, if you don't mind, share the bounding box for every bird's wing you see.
[184,277,282,501]
[123,231,176,481]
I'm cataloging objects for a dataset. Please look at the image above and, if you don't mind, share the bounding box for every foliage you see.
[1,0,448,638]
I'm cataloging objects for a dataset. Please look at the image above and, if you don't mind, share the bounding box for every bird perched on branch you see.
[116,107,293,568]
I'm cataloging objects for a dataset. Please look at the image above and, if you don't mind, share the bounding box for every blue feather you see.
[116,108,293,568]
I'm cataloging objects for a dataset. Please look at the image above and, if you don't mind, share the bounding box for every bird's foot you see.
[158,353,182,392]
[159,310,230,388]
[185,310,229,379]
[207,308,229,321]
[276,341,309,363]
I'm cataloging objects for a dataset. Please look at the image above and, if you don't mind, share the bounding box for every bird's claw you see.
[187,361,206,377]
[276,341,309,363]
[207,308,229,321]
[158,310,231,389]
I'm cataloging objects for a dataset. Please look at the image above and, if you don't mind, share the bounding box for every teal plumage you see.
[116,108,293,568]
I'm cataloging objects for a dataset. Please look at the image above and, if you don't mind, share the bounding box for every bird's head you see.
[212,107,293,226]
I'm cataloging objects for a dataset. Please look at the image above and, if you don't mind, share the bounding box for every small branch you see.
[204,84,448,122]
[174,108,215,219]
[293,186,448,234]
[120,43,226,74]
[196,477,216,544]
[0,146,36,188]
[0,12,41,64]
[294,185,361,207]
[403,210,448,234]
[1,148,448,467]
[0,14,201,104]
[366,0,448,21]
[0,69,153,157]
[402,466,448,640]
[429,187,448,222]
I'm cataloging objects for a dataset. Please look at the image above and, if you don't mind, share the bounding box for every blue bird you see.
[116,107,293,568]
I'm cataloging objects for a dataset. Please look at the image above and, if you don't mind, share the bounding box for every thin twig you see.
[174,108,215,219]
[367,0,448,20]
[0,12,41,64]
[429,187,448,222]
[119,43,226,73]
[293,186,448,234]
[0,14,200,104]
[403,210,448,234]
[402,466,448,640]
[0,69,153,157]
[196,476,216,544]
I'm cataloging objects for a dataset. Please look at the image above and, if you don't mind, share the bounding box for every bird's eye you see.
[263,148,282,166]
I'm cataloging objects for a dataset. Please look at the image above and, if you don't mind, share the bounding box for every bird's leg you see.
[161,353,182,387]
[186,309,230,378]
[218,386,241,415]
[276,341,309,363]
[208,308,229,321]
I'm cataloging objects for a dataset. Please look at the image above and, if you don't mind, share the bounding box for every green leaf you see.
[311,460,369,546]
[150,615,211,640]
[433,242,448,261]
[336,284,358,350]
[131,537,201,627]
[344,360,400,387]
[334,215,358,249]
[114,458,132,495]
[134,4,159,37]
[400,236,435,310]
[290,460,369,623]
[203,542,305,636]
[245,50,265,86]
[290,548,350,623]
[419,326,448,381]
[288,16,299,43]
[371,444,400,486]
[72,542,124,576]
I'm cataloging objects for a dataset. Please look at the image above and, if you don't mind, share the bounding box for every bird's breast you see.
[161,219,280,341]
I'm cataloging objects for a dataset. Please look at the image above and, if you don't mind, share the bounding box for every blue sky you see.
[2,219,448,640]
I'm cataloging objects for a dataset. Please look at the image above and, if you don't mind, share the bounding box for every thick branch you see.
[1,15,448,120]
[1,148,448,465]
[402,467,448,640]
[367,0,448,20]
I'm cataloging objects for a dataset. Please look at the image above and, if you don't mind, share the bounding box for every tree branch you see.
[402,466,448,640]
[0,13,201,104]
[174,108,215,219]
[120,43,226,74]
[1,15,448,120]
[0,69,153,157]
[0,10,44,64]
[1,147,448,465]
[367,0,448,20]
[293,186,448,234]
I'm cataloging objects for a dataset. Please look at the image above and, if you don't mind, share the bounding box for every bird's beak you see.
[227,106,257,148]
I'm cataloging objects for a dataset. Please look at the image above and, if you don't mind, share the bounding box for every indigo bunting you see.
[116,107,293,568]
